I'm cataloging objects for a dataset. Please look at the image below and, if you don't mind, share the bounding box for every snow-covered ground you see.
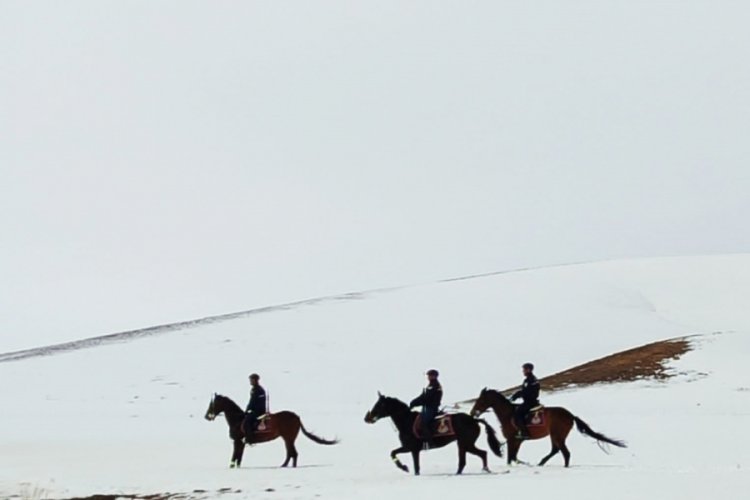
[1,255,748,499]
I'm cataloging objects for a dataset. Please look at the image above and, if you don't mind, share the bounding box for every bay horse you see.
[205,393,338,468]
[364,393,503,475]
[470,388,626,467]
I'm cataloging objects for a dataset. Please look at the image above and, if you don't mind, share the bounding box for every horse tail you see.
[573,416,627,450]
[300,421,339,445]
[476,418,504,457]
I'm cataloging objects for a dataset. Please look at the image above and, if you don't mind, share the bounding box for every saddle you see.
[254,414,273,433]
[525,406,545,427]
[244,413,274,438]
[413,414,456,439]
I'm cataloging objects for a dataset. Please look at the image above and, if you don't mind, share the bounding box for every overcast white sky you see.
[1,1,749,350]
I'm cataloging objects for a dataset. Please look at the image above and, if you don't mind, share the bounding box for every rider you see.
[511,363,540,439]
[409,369,443,448]
[243,373,267,442]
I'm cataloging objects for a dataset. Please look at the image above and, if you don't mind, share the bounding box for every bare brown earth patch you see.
[62,493,213,500]
[525,335,694,393]
[460,335,696,404]
[63,495,181,500]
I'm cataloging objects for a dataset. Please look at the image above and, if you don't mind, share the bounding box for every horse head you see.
[205,393,219,421]
[364,392,386,423]
[470,387,492,417]
[364,391,409,424]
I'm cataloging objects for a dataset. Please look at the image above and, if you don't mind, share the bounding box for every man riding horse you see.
[243,373,267,442]
[511,363,540,439]
[409,369,442,449]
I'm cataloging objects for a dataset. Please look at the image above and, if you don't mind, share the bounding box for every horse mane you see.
[215,393,244,415]
[484,388,512,404]
[382,396,411,413]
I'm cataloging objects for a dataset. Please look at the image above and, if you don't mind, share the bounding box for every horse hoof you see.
[482,467,492,473]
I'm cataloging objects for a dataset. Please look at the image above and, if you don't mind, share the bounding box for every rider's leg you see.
[421,409,436,449]
[514,405,530,438]
[243,413,258,443]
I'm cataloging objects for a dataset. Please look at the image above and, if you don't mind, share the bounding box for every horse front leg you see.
[411,449,421,476]
[507,439,522,465]
[390,446,410,473]
[230,439,244,468]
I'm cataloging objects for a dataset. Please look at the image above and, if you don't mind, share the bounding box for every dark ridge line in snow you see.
[436,260,592,284]
[0,260,595,364]
[0,289,398,364]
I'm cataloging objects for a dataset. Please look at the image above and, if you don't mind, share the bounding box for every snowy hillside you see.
[1,255,748,499]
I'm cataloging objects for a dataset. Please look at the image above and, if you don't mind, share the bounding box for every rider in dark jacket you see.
[511,363,540,439]
[243,373,267,441]
[409,369,443,447]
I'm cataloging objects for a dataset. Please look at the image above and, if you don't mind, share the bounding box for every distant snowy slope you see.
[0,255,748,499]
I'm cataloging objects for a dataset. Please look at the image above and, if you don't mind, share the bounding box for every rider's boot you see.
[516,422,530,440]
[422,428,435,450]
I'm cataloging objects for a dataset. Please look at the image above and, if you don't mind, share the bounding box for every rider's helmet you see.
[522,363,534,371]
[426,369,439,377]
[249,373,260,381]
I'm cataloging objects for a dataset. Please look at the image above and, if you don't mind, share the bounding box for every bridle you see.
[206,393,217,421]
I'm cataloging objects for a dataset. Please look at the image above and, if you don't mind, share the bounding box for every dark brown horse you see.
[470,388,625,467]
[364,393,503,475]
[205,393,338,468]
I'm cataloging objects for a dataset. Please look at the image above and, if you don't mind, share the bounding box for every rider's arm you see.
[409,393,425,409]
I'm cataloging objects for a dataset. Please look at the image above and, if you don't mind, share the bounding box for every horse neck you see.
[490,393,515,422]
[217,398,244,426]
[386,401,414,433]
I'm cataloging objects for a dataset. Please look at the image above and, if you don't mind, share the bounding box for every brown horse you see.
[470,388,625,467]
[205,393,338,468]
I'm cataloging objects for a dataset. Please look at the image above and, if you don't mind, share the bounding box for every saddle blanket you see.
[255,414,274,433]
[413,414,456,439]
[526,407,545,427]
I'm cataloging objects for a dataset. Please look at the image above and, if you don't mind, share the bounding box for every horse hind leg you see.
[290,442,299,467]
[538,444,560,467]
[456,444,467,475]
[281,437,299,468]
[465,443,490,472]
[560,442,571,467]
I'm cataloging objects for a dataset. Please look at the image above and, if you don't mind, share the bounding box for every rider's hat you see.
[522,363,535,371]
[426,369,439,377]
[249,373,260,380]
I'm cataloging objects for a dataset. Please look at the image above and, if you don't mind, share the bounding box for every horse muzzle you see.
[364,411,378,424]
[205,412,216,421]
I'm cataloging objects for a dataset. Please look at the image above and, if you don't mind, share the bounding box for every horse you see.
[469,388,626,467]
[205,393,338,468]
[364,393,503,475]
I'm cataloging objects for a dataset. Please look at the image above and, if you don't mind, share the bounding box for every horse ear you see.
[377,391,382,397]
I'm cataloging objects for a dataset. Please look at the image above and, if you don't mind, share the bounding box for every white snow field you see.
[1,255,749,499]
